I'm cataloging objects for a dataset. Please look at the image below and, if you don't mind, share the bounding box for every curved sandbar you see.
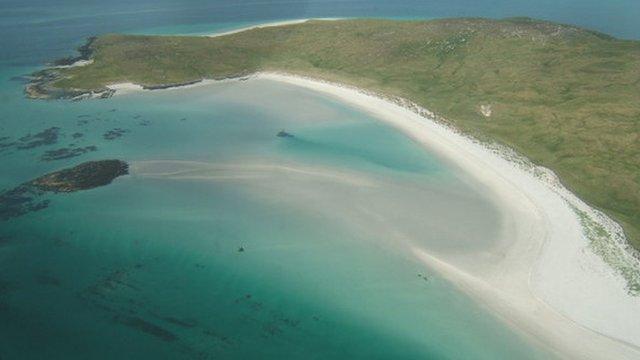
[247,73,640,359]
[104,72,640,358]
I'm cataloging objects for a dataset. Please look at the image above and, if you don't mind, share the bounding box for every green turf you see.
[49,18,640,249]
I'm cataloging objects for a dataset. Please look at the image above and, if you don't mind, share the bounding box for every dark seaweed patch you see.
[0,185,49,220]
[86,269,138,297]
[71,132,84,139]
[17,127,60,149]
[40,145,97,161]
[103,128,129,140]
[115,316,177,342]
[0,137,15,153]
[202,328,233,347]
[162,316,198,328]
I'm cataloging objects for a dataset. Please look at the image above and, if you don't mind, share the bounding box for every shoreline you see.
[255,73,640,359]
[254,73,640,359]
[205,18,342,38]
[105,71,640,358]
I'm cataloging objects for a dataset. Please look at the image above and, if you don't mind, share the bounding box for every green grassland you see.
[47,18,640,249]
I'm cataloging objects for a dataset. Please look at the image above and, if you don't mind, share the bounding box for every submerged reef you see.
[17,127,60,149]
[103,128,129,140]
[40,146,97,161]
[0,160,128,220]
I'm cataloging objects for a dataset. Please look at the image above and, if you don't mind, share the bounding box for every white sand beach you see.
[252,72,640,359]
[205,18,341,38]
[107,69,640,358]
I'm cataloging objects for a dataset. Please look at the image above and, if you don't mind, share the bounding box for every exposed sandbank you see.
[205,18,342,38]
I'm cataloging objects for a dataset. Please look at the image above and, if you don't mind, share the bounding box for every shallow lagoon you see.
[0,79,552,358]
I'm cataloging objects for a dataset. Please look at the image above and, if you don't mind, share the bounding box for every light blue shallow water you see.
[0,77,550,359]
[1,0,635,358]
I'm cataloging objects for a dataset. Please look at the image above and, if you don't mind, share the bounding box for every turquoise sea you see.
[0,1,636,359]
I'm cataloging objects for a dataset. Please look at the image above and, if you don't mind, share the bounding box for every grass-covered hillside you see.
[35,18,640,249]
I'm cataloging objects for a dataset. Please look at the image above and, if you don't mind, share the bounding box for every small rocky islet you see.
[31,159,128,193]
[0,159,128,220]
[276,130,294,138]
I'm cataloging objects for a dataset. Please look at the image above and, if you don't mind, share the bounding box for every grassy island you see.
[28,18,640,249]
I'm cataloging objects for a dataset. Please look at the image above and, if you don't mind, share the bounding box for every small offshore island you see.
[23,17,640,359]
[0,160,128,220]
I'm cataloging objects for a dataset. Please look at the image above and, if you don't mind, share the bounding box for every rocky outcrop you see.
[0,160,128,220]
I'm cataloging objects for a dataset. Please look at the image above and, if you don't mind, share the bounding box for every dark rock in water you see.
[276,130,294,138]
[17,127,60,149]
[40,145,97,161]
[0,160,128,221]
[31,160,128,193]
[52,36,96,66]
[238,246,245,253]
[103,128,129,140]
[115,316,177,342]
